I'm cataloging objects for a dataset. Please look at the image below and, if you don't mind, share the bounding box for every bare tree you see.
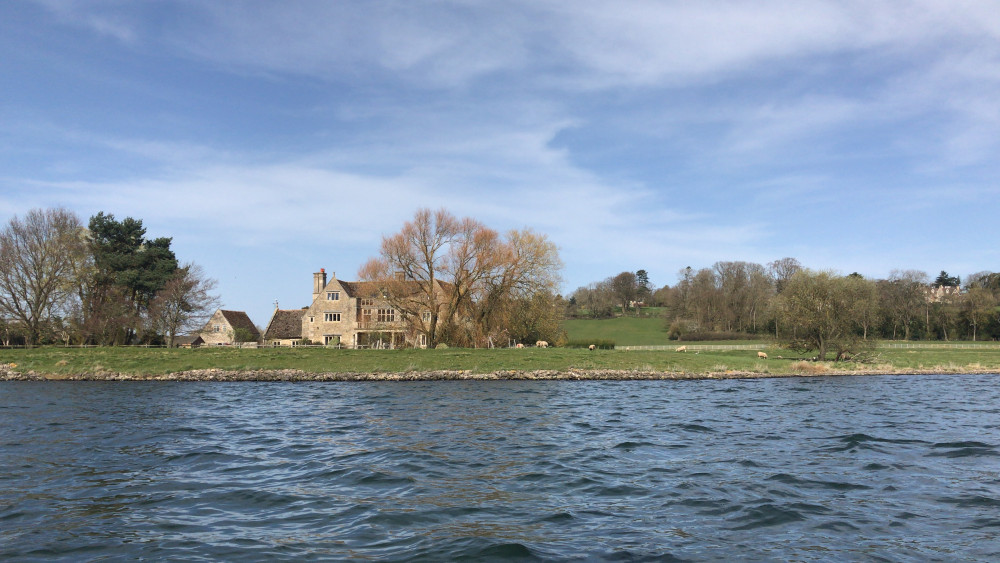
[882,269,929,340]
[0,208,88,346]
[963,287,997,342]
[768,257,802,294]
[360,208,562,348]
[148,263,220,347]
[610,271,638,316]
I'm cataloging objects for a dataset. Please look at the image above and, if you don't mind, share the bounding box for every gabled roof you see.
[264,309,305,340]
[219,310,261,339]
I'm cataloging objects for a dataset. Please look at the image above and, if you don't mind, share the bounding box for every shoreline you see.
[3,367,998,381]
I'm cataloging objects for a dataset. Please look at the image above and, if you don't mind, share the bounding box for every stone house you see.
[266,269,449,348]
[200,309,261,346]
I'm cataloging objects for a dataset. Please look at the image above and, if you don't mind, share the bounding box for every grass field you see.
[563,316,671,346]
[3,344,999,377]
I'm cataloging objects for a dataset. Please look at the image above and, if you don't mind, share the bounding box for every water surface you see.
[3,375,1000,560]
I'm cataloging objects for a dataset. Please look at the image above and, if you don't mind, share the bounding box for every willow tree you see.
[776,270,871,361]
[359,208,562,348]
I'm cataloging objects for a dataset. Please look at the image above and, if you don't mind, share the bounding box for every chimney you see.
[394,270,406,281]
[313,268,328,300]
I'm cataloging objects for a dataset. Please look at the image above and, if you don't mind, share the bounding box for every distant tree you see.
[963,287,997,342]
[148,263,221,347]
[506,291,566,346]
[572,282,615,318]
[844,274,879,340]
[934,271,961,288]
[0,208,89,346]
[967,271,1000,293]
[611,271,638,315]
[768,257,802,294]
[635,269,652,304]
[881,270,929,340]
[87,212,178,344]
[776,270,871,361]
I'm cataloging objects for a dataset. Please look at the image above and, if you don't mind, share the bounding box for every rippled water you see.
[3,375,1000,561]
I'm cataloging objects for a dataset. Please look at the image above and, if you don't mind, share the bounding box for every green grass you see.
[564,316,671,346]
[3,343,999,377]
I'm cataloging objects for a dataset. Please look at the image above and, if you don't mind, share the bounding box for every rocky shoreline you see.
[3,367,998,381]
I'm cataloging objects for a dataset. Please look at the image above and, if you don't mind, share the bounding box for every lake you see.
[3,375,1000,561]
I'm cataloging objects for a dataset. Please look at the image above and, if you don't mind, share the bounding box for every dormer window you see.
[327,291,340,301]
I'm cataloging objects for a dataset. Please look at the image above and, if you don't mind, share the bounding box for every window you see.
[214,324,221,332]
[419,334,427,347]
[309,316,314,323]
[324,335,341,346]
[377,308,396,323]
[360,298,375,307]
[324,312,341,322]
[422,311,432,323]
[326,291,340,301]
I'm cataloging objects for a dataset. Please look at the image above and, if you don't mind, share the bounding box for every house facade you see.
[200,309,261,346]
[265,269,446,348]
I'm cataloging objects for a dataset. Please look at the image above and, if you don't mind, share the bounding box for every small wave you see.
[673,423,716,433]
[728,503,807,530]
[767,473,871,491]
[927,441,999,458]
[613,440,655,450]
[937,494,1000,509]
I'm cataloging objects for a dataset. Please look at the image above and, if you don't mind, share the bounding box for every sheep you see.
[757,351,768,359]
[588,344,596,350]
[515,343,524,349]
[675,345,687,352]
[536,340,549,348]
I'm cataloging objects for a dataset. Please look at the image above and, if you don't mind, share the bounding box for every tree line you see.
[0,208,218,347]
[570,259,1000,357]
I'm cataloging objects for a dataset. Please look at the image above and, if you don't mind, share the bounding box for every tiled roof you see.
[219,310,261,339]
[264,309,305,340]
[338,279,451,299]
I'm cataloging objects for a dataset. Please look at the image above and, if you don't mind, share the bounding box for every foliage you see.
[232,327,257,344]
[776,270,870,361]
[85,212,179,344]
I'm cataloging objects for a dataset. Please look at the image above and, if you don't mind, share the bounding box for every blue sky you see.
[3,1,999,327]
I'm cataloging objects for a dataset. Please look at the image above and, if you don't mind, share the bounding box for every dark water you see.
[3,375,1000,561]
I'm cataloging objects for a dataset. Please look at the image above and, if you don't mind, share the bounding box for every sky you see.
[2,1,999,327]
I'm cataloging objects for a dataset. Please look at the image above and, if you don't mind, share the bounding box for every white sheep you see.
[757,351,768,359]
[588,344,596,350]
[536,340,549,348]
[675,345,687,352]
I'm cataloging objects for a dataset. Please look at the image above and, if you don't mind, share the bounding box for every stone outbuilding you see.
[263,308,306,347]
[199,309,261,346]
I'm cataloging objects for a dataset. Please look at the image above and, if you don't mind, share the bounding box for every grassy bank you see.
[2,344,999,378]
